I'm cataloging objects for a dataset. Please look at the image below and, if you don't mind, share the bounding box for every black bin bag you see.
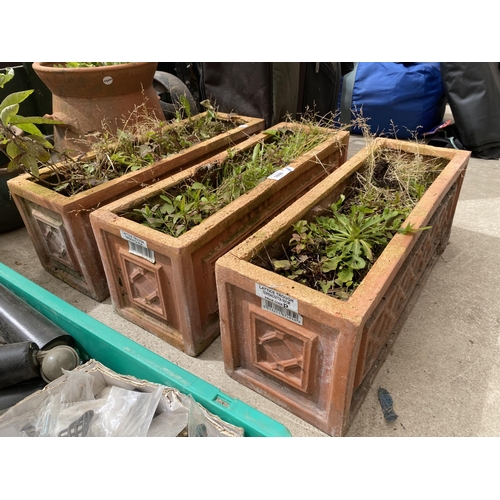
[440,62,500,159]
[198,62,342,128]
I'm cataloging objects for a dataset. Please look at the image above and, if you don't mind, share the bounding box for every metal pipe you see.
[0,283,74,349]
[0,341,41,389]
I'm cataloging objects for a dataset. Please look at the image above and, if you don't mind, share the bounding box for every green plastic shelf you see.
[0,262,291,437]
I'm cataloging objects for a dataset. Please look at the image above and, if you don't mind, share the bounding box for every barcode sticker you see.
[256,283,298,312]
[261,298,303,325]
[120,230,155,263]
[267,166,294,181]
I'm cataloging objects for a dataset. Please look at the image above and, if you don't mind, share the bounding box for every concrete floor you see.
[1,134,499,437]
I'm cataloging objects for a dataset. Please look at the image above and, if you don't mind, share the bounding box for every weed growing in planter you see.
[355,145,445,214]
[53,62,128,68]
[253,144,449,300]
[37,99,241,196]
[1,73,241,196]
[41,100,226,193]
[128,121,341,236]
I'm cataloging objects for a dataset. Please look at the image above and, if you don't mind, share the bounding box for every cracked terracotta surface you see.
[7,114,265,301]
[215,138,471,436]
[90,124,349,356]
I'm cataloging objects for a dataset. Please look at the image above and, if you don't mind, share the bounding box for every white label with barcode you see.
[120,230,155,263]
[261,298,303,325]
[267,166,294,181]
[256,283,298,312]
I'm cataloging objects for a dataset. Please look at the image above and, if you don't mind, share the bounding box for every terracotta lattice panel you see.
[250,305,317,392]
[31,208,75,269]
[355,183,460,386]
[119,249,169,321]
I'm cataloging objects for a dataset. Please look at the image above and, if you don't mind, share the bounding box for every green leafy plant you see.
[1,69,241,196]
[133,181,218,237]
[56,99,236,194]
[129,119,341,237]
[254,136,444,300]
[272,195,421,298]
[0,67,64,178]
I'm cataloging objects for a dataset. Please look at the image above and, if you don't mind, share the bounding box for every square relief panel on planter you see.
[7,112,264,302]
[89,122,349,356]
[215,138,471,436]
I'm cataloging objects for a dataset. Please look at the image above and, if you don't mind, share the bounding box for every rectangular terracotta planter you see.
[7,113,264,301]
[215,138,471,436]
[89,124,349,356]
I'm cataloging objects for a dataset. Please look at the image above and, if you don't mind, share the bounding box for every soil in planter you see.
[251,147,450,300]
[124,124,342,237]
[53,63,128,68]
[29,105,244,197]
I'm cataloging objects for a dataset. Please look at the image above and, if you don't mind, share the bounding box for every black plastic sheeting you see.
[0,379,47,411]
[441,62,500,159]
[199,62,342,128]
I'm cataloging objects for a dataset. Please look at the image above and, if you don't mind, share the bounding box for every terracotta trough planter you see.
[89,124,349,356]
[7,113,264,301]
[215,138,471,436]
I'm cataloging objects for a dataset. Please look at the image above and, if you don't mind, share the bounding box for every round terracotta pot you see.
[32,62,164,153]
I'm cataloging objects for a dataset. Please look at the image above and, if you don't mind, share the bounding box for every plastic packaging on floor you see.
[0,360,244,437]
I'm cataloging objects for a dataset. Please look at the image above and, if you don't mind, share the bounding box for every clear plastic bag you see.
[0,360,244,437]
[34,370,97,437]
[2,370,162,437]
[146,388,189,437]
[147,411,188,437]
[187,394,224,437]
[92,385,162,437]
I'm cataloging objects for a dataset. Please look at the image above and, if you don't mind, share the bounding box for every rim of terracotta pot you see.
[32,62,158,98]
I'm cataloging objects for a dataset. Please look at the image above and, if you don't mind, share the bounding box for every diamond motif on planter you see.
[129,268,160,304]
[250,310,316,393]
[121,253,167,319]
[259,330,303,372]
[31,209,73,267]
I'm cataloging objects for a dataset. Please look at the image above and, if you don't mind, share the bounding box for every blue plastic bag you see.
[339,62,446,139]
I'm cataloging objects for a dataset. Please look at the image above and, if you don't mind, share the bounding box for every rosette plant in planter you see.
[89,119,349,356]
[215,137,471,436]
[6,92,265,301]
